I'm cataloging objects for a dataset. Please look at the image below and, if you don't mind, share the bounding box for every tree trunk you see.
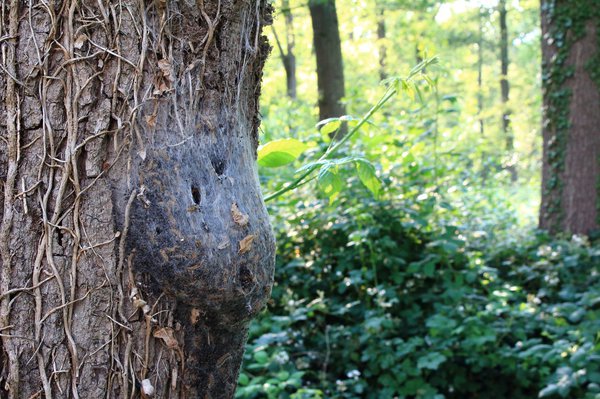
[0,1,275,398]
[282,0,297,99]
[376,3,387,82]
[309,0,346,123]
[499,0,517,181]
[478,6,490,184]
[273,0,297,99]
[478,7,485,138]
[540,1,600,235]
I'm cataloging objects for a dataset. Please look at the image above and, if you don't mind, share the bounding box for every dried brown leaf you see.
[153,327,179,350]
[145,114,157,128]
[231,202,249,227]
[133,298,147,309]
[74,34,88,49]
[239,234,256,254]
[157,59,174,82]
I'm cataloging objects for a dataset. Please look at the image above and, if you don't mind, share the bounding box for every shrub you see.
[238,187,600,399]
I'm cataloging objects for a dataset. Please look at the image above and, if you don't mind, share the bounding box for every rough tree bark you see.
[0,1,275,398]
[540,1,600,235]
[308,0,346,123]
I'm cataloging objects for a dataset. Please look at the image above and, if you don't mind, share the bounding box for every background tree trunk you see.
[273,0,297,99]
[499,0,516,181]
[0,1,275,398]
[540,1,600,235]
[282,0,297,99]
[478,7,485,138]
[309,0,346,123]
[376,2,387,82]
[478,6,490,183]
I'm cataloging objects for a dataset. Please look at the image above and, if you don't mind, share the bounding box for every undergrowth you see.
[238,179,600,398]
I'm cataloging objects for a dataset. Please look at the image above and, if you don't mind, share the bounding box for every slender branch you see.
[264,57,438,203]
[271,25,286,61]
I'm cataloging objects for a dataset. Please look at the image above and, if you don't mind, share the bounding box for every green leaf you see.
[318,166,343,203]
[258,139,307,168]
[238,373,250,386]
[404,81,416,100]
[253,351,269,365]
[426,314,457,332]
[539,384,559,398]
[276,371,290,381]
[317,118,342,138]
[417,352,447,370]
[355,159,381,198]
[423,261,435,277]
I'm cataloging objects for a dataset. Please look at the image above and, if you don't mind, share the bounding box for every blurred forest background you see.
[237,0,600,398]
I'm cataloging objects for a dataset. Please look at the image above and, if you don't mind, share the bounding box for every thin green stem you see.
[263,56,438,203]
[263,88,396,203]
[264,88,396,202]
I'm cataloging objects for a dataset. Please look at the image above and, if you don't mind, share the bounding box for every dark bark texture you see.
[0,1,275,398]
[309,0,346,122]
[540,3,600,235]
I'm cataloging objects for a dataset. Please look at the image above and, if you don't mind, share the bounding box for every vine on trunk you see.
[541,0,600,231]
[0,1,273,397]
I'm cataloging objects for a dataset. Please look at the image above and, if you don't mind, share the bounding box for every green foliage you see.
[354,159,381,198]
[258,139,309,168]
[244,86,597,396]
[262,56,437,203]
[239,181,600,398]
[261,0,542,193]
[240,1,591,398]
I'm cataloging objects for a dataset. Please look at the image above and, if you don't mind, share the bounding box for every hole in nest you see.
[211,158,226,176]
[155,227,162,235]
[239,265,253,291]
[191,185,201,204]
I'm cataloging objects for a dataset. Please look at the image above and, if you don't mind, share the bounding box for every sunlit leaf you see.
[320,120,341,135]
[318,165,343,203]
[355,159,381,198]
[422,74,435,88]
[258,139,308,167]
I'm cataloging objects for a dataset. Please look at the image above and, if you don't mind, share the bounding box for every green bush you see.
[238,184,600,399]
